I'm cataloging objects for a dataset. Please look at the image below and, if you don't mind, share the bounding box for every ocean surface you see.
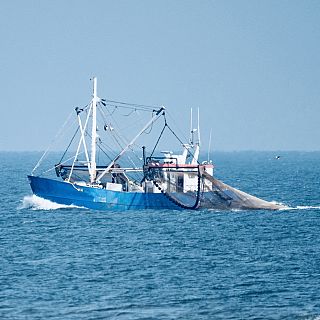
[1,151,320,319]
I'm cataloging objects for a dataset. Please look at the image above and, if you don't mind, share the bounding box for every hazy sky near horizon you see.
[1,0,319,151]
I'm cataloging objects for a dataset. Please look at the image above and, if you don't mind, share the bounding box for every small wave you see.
[18,195,83,211]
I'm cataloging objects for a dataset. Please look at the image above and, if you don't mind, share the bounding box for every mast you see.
[190,108,193,145]
[207,128,212,163]
[90,77,97,183]
[191,107,200,164]
[197,107,201,146]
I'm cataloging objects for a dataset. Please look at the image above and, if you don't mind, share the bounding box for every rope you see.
[59,126,80,163]
[31,110,74,175]
[143,111,154,135]
[146,113,199,165]
[166,123,199,165]
[105,99,157,110]
[150,122,167,158]
[40,152,84,176]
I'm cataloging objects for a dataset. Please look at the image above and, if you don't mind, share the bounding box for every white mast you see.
[190,108,193,145]
[90,77,97,183]
[207,128,212,163]
[197,107,201,146]
[191,107,200,164]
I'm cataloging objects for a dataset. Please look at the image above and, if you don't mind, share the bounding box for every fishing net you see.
[200,172,283,210]
[150,166,284,210]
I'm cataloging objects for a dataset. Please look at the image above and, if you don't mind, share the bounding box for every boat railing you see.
[146,156,178,166]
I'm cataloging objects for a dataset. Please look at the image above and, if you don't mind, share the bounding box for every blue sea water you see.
[1,151,320,319]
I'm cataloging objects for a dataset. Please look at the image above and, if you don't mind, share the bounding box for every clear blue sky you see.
[1,0,319,151]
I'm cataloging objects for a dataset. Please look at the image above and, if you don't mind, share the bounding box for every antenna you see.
[197,107,201,146]
[207,128,212,162]
[190,108,193,145]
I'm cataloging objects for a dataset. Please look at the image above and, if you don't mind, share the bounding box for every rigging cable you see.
[58,126,80,164]
[142,111,155,135]
[166,122,200,165]
[148,113,200,165]
[97,106,141,169]
[98,103,147,166]
[150,121,167,158]
[105,99,157,110]
[31,110,75,175]
[41,152,85,176]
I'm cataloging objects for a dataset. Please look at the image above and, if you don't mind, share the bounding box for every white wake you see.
[279,204,320,211]
[295,205,320,210]
[19,195,83,211]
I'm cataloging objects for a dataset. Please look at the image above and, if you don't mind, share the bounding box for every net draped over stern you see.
[200,172,283,210]
[148,165,284,210]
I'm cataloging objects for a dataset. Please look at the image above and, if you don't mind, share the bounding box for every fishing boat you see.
[28,78,283,210]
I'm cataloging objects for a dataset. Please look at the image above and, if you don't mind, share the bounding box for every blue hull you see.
[28,176,181,210]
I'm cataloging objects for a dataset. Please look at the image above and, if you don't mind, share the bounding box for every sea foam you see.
[279,204,320,211]
[19,195,83,211]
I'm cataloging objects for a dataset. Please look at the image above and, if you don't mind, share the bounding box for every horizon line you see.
[1,149,320,153]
